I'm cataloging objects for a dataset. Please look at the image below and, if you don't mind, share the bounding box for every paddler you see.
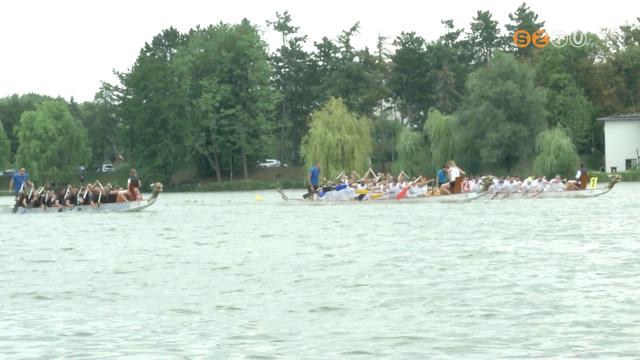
[436,164,448,188]
[441,161,465,195]
[117,168,142,202]
[306,162,321,200]
[575,163,588,186]
[9,168,29,196]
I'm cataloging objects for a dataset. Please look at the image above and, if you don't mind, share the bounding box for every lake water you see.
[1,184,640,359]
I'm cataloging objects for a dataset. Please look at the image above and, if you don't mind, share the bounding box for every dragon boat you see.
[481,176,621,200]
[2,183,163,214]
[277,187,483,204]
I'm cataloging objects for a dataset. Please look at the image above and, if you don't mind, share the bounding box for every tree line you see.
[1,3,639,183]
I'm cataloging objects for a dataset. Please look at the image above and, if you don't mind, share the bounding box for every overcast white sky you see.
[1,0,638,102]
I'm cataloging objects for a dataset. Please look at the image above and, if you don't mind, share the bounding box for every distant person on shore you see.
[306,162,321,200]
[9,168,29,195]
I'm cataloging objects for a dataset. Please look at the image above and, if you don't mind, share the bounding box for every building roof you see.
[597,113,640,122]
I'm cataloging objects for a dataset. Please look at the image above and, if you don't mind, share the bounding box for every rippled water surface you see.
[1,184,640,359]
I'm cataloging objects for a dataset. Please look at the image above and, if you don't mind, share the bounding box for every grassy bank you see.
[172,179,305,192]
[169,166,306,192]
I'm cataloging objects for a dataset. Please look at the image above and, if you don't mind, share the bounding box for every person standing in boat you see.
[575,163,588,187]
[441,161,465,195]
[306,162,321,200]
[9,168,29,196]
[118,168,142,202]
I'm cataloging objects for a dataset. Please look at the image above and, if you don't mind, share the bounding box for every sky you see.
[1,0,639,102]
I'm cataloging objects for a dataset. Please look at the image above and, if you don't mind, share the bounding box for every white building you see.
[598,113,640,172]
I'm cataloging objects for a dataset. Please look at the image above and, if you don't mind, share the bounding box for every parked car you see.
[2,169,16,177]
[257,159,282,168]
[97,163,115,173]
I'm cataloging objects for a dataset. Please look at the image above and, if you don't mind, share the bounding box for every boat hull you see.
[480,187,613,200]
[1,198,158,214]
[278,189,483,204]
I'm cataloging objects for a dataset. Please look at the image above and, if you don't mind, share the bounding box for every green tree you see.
[467,10,503,65]
[432,65,462,114]
[183,20,278,181]
[424,108,455,171]
[301,98,372,178]
[268,11,317,165]
[388,32,431,125]
[505,2,546,58]
[117,27,191,183]
[370,110,402,171]
[313,23,389,117]
[545,75,593,150]
[0,94,53,158]
[456,52,546,173]
[390,23,471,126]
[77,85,122,163]
[394,127,427,175]
[0,120,10,169]
[611,44,640,113]
[534,35,608,150]
[533,127,579,178]
[15,101,91,182]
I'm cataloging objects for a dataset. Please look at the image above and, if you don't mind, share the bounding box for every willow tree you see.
[394,127,427,175]
[301,98,372,178]
[0,120,10,168]
[15,101,91,182]
[533,127,578,178]
[424,108,455,171]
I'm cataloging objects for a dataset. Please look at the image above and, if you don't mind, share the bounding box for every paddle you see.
[44,189,50,211]
[25,186,35,208]
[396,176,422,201]
[277,187,289,201]
[60,185,71,210]
[96,181,104,207]
[303,171,344,200]
[27,187,44,209]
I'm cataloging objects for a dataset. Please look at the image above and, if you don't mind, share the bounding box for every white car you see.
[257,159,281,168]
[97,164,116,173]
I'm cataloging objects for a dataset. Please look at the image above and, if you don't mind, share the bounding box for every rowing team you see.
[309,173,590,201]
[307,172,486,201]
[487,175,587,197]
[12,169,143,210]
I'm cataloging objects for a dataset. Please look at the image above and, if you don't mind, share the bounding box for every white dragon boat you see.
[480,176,621,200]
